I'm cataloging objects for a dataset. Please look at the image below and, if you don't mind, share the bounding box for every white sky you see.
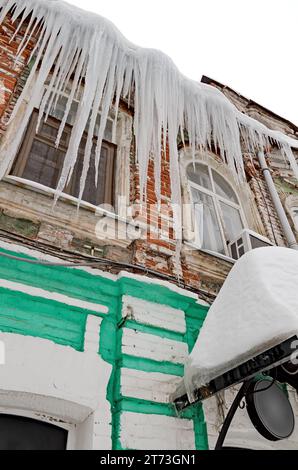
[66,0,298,125]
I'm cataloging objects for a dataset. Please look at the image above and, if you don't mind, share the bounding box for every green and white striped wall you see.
[0,241,209,450]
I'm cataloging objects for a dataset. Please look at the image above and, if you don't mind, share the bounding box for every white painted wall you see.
[120,368,182,403]
[122,295,186,333]
[122,328,188,364]
[81,315,112,450]
[0,314,112,449]
[119,296,197,450]
[120,412,195,450]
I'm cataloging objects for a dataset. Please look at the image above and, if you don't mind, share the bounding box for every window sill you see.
[184,241,236,264]
[2,176,148,245]
[4,175,118,219]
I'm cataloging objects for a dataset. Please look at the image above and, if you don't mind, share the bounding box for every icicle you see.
[0,0,297,253]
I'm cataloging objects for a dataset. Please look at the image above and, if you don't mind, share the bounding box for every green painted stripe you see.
[0,247,210,317]
[186,305,209,321]
[110,300,125,450]
[0,247,210,450]
[0,248,116,313]
[194,419,209,450]
[0,284,106,317]
[0,287,87,350]
[118,277,206,311]
[112,411,123,450]
[120,354,184,376]
[123,319,185,343]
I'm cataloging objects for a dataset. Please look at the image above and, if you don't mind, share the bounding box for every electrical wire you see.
[0,236,216,302]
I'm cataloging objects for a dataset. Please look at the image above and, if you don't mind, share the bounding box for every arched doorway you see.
[0,414,68,450]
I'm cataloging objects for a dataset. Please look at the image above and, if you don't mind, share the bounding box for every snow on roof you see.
[183,247,298,402]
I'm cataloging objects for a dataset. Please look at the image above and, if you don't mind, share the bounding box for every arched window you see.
[187,162,244,255]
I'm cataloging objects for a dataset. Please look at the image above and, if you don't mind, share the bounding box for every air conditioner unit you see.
[228,229,273,260]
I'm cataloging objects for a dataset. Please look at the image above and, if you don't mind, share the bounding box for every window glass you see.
[11,110,115,206]
[48,94,113,141]
[191,187,225,254]
[187,163,212,190]
[70,142,112,206]
[293,208,298,230]
[21,140,64,189]
[0,414,67,450]
[212,169,238,203]
[187,162,244,255]
[220,202,243,242]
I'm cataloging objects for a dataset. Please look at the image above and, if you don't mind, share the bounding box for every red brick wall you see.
[130,144,179,277]
[0,15,37,138]
[244,155,286,246]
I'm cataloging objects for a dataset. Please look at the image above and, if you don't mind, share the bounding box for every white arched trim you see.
[0,316,112,449]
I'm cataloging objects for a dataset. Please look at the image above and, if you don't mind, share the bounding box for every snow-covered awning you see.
[180,247,298,403]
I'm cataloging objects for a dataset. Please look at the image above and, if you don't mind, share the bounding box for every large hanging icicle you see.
[0,0,297,237]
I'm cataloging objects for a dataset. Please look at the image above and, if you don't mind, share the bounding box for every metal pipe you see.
[257,151,298,250]
[215,380,252,450]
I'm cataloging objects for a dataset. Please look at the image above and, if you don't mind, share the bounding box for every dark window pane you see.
[22,140,64,189]
[250,235,270,249]
[69,141,111,206]
[11,109,115,206]
[237,237,243,247]
[39,122,69,146]
[230,242,238,259]
[0,414,67,450]
[238,246,245,257]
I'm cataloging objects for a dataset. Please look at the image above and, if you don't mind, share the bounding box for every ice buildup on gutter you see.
[0,0,297,240]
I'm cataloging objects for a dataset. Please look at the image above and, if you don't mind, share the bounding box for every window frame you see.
[292,207,298,231]
[11,108,116,207]
[187,162,246,255]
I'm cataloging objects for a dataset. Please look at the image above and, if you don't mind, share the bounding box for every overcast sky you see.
[67,0,298,125]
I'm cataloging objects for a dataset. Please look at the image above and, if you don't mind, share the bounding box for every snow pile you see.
[0,0,297,228]
[184,247,298,402]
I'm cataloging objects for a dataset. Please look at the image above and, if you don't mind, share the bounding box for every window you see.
[292,208,298,231]
[11,92,116,206]
[187,162,244,255]
[0,414,67,450]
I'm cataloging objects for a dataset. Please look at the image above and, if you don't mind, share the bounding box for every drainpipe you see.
[257,151,298,250]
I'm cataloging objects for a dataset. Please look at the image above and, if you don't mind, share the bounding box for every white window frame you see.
[292,207,298,231]
[187,163,246,256]
[0,408,76,449]
[43,84,116,144]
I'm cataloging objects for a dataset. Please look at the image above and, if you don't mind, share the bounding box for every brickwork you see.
[0,15,37,139]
